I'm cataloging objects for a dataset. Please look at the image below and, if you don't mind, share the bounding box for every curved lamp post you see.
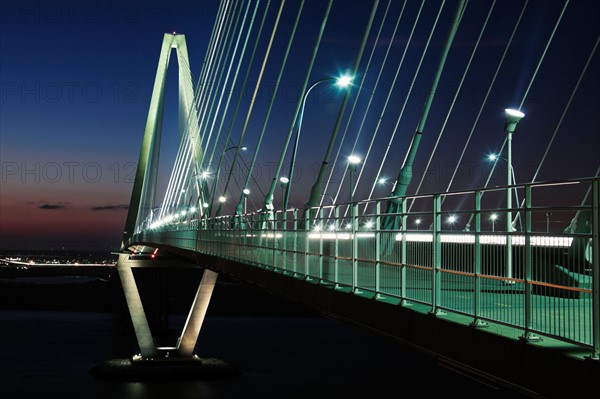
[283,75,353,212]
[213,145,247,216]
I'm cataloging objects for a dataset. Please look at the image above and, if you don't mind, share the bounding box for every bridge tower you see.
[117,33,216,360]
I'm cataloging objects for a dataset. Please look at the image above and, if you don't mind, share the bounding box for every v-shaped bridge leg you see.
[116,253,157,358]
[176,269,219,357]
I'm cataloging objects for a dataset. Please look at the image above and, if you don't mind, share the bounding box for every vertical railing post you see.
[401,199,408,304]
[223,216,233,259]
[272,211,278,268]
[218,216,222,255]
[212,216,216,254]
[319,207,324,280]
[472,190,487,327]
[293,209,298,275]
[506,183,514,284]
[238,213,242,260]
[431,194,443,315]
[304,208,310,278]
[352,202,358,292]
[250,213,254,264]
[334,205,340,284]
[282,210,287,272]
[229,215,233,258]
[590,179,599,359]
[375,201,381,295]
[520,185,540,341]
[213,217,217,254]
[217,216,221,255]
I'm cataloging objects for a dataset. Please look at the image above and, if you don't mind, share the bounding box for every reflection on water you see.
[0,310,527,399]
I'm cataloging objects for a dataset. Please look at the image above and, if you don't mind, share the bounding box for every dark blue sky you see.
[1,0,599,250]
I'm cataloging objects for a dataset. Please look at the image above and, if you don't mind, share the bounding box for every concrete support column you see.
[177,269,219,356]
[116,254,157,358]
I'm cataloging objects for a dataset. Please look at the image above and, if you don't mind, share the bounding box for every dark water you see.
[0,308,530,399]
[0,264,529,398]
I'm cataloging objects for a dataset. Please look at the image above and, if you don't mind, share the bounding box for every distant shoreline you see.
[0,249,118,266]
[0,264,320,319]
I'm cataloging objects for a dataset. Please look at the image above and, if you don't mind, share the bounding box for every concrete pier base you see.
[90,356,240,381]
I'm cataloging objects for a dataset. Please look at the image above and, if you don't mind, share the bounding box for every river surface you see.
[0,308,529,399]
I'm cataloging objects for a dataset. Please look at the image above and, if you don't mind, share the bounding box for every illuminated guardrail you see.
[131,177,599,359]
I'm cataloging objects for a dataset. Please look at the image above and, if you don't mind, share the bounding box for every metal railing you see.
[131,177,599,358]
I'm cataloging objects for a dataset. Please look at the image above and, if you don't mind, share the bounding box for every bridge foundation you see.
[91,252,240,381]
[115,252,218,361]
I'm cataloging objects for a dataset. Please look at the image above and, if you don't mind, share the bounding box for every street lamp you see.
[503,108,525,283]
[378,177,394,189]
[487,153,522,230]
[225,145,247,152]
[284,75,353,211]
[242,188,250,214]
[213,146,247,216]
[415,218,421,230]
[490,213,498,232]
[347,155,361,204]
[447,215,457,231]
[279,177,289,210]
[218,146,247,186]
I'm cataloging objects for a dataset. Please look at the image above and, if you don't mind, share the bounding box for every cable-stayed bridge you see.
[114,1,599,396]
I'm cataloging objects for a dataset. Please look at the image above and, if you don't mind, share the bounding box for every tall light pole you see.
[284,75,352,212]
[242,188,250,214]
[212,145,247,216]
[279,177,289,210]
[378,177,394,190]
[347,155,361,204]
[491,213,498,232]
[503,108,525,282]
[487,153,521,230]
[191,170,210,218]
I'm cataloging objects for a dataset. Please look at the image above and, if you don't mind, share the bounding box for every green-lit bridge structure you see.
[115,1,599,397]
